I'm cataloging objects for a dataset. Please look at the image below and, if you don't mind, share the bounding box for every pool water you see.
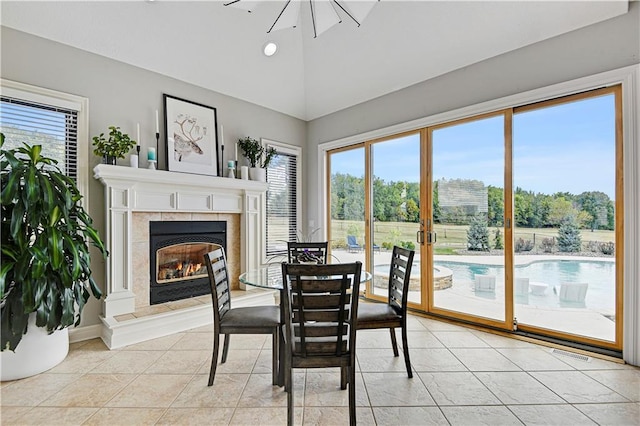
[435,259,615,313]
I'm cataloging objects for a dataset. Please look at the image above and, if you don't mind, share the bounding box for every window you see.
[0,80,88,196]
[264,139,301,257]
[1,97,78,179]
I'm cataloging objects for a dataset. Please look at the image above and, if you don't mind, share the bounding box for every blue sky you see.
[331,94,616,199]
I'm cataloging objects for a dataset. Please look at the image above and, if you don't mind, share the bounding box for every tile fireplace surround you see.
[93,164,269,349]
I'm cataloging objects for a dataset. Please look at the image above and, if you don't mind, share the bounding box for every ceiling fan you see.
[224,0,379,38]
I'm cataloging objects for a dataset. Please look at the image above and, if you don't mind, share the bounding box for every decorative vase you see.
[0,313,69,381]
[103,155,117,165]
[249,167,266,182]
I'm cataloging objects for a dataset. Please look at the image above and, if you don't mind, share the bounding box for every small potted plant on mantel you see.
[92,125,136,165]
[237,136,276,182]
[1,133,108,380]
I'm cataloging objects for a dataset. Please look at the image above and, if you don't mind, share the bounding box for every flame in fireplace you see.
[157,260,207,284]
[155,241,215,285]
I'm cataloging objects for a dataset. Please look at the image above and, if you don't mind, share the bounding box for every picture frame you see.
[164,94,219,176]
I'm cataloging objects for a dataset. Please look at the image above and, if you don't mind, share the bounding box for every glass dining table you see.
[238,264,372,387]
[239,264,372,291]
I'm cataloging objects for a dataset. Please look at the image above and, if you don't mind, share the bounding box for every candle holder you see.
[155,132,160,166]
[221,144,224,176]
[227,160,235,179]
[148,160,157,170]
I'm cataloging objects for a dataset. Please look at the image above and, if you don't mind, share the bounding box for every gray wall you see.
[2,3,639,331]
[1,27,306,328]
[306,2,640,227]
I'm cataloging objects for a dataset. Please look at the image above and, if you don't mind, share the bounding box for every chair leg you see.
[208,332,220,386]
[401,325,413,378]
[340,366,347,390]
[389,327,399,357]
[348,366,356,426]
[221,333,231,363]
[271,329,278,386]
[286,353,294,425]
[279,327,286,388]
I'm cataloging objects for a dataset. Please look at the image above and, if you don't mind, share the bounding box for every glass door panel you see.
[328,147,366,266]
[430,114,507,324]
[370,133,422,304]
[513,90,620,346]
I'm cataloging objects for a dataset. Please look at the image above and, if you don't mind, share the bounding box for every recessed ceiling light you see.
[263,42,278,57]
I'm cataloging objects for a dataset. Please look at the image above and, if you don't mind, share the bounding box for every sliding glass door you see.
[428,113,509,327]
[512,87,622,347]
[328,146,366,266]
[370,132,422,304]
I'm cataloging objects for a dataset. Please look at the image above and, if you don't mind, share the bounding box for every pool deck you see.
[331,249,616,342]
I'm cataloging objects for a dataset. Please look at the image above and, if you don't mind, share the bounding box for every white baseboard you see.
[99,289,278,349]
[69,324,102,344]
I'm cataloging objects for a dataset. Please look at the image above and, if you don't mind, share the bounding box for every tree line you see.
[331,174,614,231]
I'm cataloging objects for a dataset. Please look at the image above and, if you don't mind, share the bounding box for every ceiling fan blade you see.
[269,0,302,33]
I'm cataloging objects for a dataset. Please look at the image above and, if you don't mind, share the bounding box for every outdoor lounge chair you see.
[346,235,362,252]
[474,274,496,293]
[515,277,530,296]
[514,277,530,303]
[559,282,588,305]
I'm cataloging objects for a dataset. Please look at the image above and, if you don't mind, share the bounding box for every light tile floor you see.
[2,314,639,425]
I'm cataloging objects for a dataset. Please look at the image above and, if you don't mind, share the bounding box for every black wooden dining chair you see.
[286,241,329,264]
[204,246,281,386]
[357,245,415,378]
[281,261,362,426]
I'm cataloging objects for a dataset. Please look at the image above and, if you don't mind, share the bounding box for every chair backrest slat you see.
[387,246,415,313]
[293,293,351,309]
[204,246,231,329]
[287,241,329,264]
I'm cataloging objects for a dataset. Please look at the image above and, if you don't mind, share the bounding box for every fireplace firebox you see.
[149,221,226,305]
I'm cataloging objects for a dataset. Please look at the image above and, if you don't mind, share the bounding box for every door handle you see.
[427,232,437,244]
[417,230,424,244]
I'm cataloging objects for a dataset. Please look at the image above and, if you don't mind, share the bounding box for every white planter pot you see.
[249,167,266,182]
[1,313,69,381]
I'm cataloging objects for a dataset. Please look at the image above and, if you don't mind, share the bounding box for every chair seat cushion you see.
[221,305,281,327]
[357,303,401,323]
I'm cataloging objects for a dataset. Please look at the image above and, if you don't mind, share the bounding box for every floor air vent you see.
[550,348,591,362]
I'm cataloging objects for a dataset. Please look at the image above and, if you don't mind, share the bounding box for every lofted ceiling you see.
[0,1,629,120]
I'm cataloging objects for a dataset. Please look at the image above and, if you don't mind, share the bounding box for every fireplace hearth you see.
[149,221,226,305]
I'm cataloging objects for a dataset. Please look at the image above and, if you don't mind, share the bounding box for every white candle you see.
[220,124,224,147]
[136,123,140,144]
[148,147,156,161]
[155,110,159,134]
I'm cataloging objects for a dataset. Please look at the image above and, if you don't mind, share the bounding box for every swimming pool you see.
[435,259,615,312]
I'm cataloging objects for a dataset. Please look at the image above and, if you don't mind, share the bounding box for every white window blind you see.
[266,149,299,256]
[0,96,78,181]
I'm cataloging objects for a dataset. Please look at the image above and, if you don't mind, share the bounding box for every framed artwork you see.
[164,94,219,176]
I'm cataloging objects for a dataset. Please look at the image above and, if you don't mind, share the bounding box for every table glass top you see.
[239,264,372,290]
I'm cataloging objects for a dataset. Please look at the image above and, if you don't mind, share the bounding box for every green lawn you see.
[328,220,615,253]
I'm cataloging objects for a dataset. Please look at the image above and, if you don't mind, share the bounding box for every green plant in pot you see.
[92,125,136,164]
[1,133,108,379]
[237,137,276,181]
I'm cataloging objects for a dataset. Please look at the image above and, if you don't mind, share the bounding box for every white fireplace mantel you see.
[93,164,268,320]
